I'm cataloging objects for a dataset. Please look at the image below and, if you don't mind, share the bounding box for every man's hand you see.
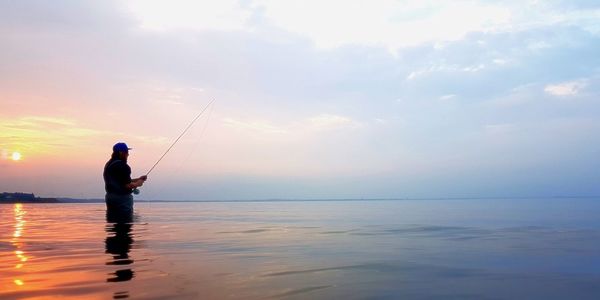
[127,175,148,189]
[126,179,143,189]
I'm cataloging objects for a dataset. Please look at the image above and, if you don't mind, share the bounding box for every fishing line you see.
[135,98,215,198]
[173,102,214,172]
[146,98,216,176]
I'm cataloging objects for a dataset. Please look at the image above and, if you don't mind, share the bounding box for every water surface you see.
[2,199,600,299]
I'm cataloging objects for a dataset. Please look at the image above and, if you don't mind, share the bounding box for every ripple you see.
[263,263,409,277]
[3,201,600,299]
[271,285,334,298]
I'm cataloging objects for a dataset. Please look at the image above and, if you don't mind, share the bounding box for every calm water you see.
[2,199,600,299]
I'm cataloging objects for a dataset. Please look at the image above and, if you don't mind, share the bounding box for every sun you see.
[11,152,22,161]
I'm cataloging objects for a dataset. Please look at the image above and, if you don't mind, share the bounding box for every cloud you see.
[20,116,77,127]
[462,64,486,72]
[1,1,599,199]
[306,114,361,131]
[1,116,76,130]
[439,94,457,101]
[246,0,600,52]
[486,83,540,107]
[492,58,509,65]
[0,116,118,154]
[406,63,486,80]
[222,113,361,135]
[544,79,588,96]
[253,0,513,50]
[125,0,251,32]
[222,118,288,134]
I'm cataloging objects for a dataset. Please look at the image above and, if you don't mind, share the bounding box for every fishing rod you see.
[134,98,215,194]
[146,98,215,176]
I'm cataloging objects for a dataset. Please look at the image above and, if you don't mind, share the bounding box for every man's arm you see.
[126,175,148,189]
[125,179,142,189]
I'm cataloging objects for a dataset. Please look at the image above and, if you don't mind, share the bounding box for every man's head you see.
[112,142,131,160]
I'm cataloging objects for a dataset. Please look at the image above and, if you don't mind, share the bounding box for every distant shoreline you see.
[1,195,598,204]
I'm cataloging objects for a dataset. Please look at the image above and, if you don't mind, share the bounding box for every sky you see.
[1,0,599,200]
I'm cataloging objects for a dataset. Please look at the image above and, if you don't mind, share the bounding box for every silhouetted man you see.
[103,142,147,217]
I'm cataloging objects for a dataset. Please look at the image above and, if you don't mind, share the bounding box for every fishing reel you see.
[133,188,140,195]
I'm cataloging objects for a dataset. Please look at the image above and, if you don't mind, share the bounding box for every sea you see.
[2,198,600,299]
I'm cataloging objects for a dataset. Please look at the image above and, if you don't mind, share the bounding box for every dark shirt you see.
[103,159,133,195]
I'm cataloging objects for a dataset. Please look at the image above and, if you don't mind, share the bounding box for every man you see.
[103,142,147,216]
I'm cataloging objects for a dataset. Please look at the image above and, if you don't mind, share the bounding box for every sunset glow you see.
[11,152,21,161]
[1,2,599,299]
[0,1,598,200]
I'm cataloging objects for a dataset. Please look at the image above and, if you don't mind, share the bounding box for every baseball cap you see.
[113,142,132,152]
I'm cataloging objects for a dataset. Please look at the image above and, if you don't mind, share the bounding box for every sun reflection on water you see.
[11,203,28,286]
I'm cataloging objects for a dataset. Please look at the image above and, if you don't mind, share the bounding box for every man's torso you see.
[103,159,132,195]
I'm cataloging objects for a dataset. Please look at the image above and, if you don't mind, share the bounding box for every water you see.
[2,199,600,299]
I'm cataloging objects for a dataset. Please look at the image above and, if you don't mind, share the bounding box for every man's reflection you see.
[105,210,135,283]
